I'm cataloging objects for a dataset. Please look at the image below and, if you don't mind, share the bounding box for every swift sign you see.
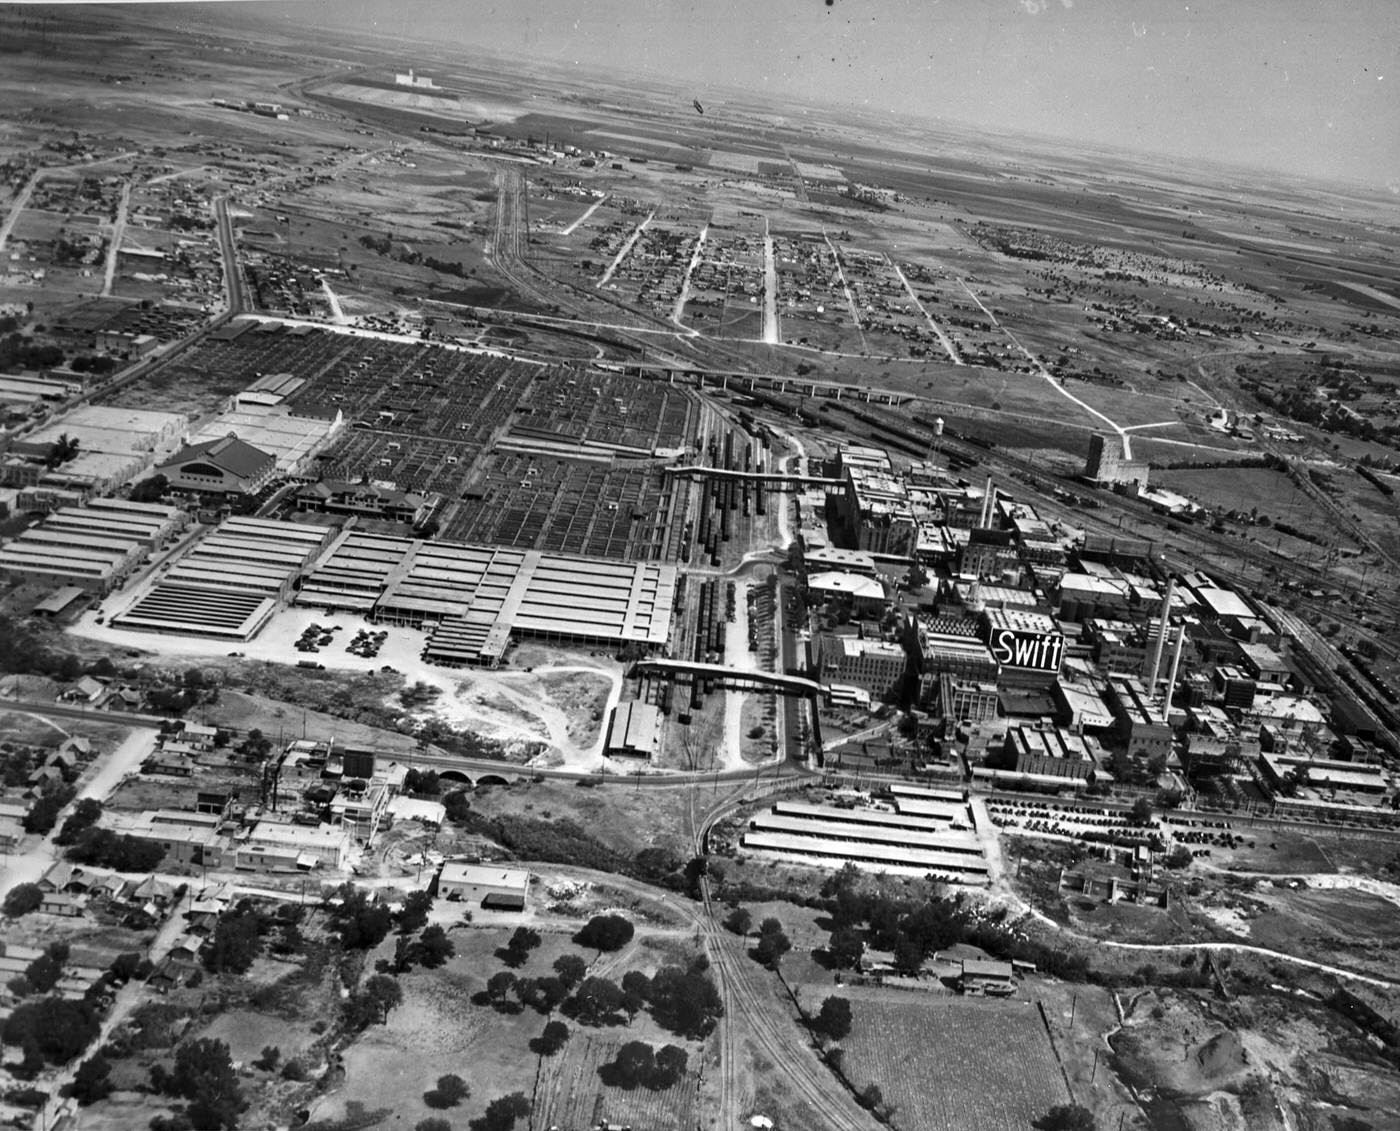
[989,628,1064,673]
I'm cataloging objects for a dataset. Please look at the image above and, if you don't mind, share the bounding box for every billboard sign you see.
[989,628,1064,673]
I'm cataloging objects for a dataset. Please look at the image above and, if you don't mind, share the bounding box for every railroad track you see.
[699,876,878,1131]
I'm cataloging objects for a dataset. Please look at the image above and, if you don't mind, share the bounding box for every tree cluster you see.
[67,827,166,872]
[499,925,541,968]
[2,996,101,1073]
[203,903,270,975]
[753,917,792,969]
[600,1040,689,1090]
[573,914,634,954]
[55,798,103,845]
[326,885,394,950]
[150,1038,247,1130]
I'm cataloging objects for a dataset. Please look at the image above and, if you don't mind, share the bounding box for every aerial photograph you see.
[0,0,1397,1128]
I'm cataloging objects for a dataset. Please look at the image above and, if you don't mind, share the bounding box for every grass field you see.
[837,991,1071,1131]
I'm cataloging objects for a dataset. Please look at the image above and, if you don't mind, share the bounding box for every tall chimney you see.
[981,476,994,527]
[1163,627,1186,723]
[1145,577,1175,691]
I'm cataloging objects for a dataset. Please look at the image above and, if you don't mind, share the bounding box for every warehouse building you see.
[10,405,186,494]
[604,701,662,759]
[234,821,350,872]
[112,517,332,639]
[45,499,187,550]
[438,863,529,909]
[0,512,153,593]
[297,529,676,664]
[740,830,989,881]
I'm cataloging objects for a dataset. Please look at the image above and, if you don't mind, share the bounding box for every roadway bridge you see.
[631,658,829,699]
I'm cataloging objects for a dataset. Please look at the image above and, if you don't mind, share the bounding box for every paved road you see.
[101,179,131,297]
[0,726,156,895]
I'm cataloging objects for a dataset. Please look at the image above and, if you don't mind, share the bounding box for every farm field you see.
[533,1032,699,1131]
[837,990,1071,1131]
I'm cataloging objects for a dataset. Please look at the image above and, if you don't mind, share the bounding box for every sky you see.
[258,0,1399,188]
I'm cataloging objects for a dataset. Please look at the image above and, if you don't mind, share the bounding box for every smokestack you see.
[981,476,994,527]
[1163,627,1186,723]
[1145,577,1175,691]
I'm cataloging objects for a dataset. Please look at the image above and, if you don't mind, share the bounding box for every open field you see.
[836,990,1071,1131]
[534,1031,700,1131]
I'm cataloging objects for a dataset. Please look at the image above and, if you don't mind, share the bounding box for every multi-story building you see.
[1105,675,1173,761]
[1006,725,1095,780]
[816,633,909,699]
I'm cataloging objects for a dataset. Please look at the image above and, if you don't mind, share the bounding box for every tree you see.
[607,1040,654,1089]
[553,953,587,990]
[66,1053,113,1104]
[567,976,626,1026]
[723,906,752,936]
[168,1038,246,1130]
[3,883,43,918]
[815,996,852,1042]
[486,971,518,1006]
[531,976,568,1014]
[128,473,169,503]
[416,925,455,969]
[574,914,634,953]
[531,1019,569,1056]
[397,890,433,934]
[327,887,394,950]
[652,1044,688,1087]
[346,974,404,1029]
[2,997,100,1065]
[203,906,264,974]
[621,970,651,1016]
[1130,797,1154,826]
[648,966,723,1039]
[474,1092,530,1131]
[1035,1104,1097,1131]
[753,918,791,969]
[501,925,541,967]
[416,1120,453,1131]
[825,927,864,970]
[424,1073,470,1109]
[253,1046,280,1071]
[891,933,924,977]
[56,798,103,846]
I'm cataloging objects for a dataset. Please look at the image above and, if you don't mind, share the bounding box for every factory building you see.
[1105,675,1173,762]
[1005,724,1096,780]
[814,633,909,699]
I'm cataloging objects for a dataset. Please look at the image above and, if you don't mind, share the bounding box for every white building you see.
[438,863,528,909]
